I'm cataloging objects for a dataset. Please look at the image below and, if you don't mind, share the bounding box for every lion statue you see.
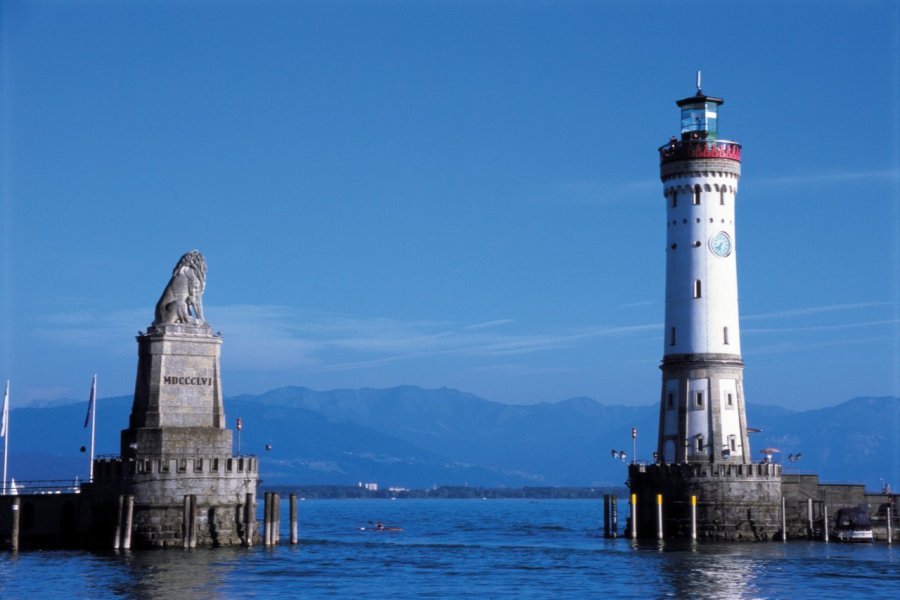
[153,250,208,325]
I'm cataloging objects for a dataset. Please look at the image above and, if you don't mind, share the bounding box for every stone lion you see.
[153,250,207,325]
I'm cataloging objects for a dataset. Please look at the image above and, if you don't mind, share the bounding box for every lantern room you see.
[676,93,723,141]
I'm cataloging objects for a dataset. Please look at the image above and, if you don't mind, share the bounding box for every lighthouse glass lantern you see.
[677,95,722,140]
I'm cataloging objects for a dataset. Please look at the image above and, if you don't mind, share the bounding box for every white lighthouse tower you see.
[657,74,750,465]
[627,78,782,541]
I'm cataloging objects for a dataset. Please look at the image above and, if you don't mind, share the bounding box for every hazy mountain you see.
[3,388,897,491]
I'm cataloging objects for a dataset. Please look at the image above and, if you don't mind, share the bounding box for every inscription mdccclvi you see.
[163,376,213,386]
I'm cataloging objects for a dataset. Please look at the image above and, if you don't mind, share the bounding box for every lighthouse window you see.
[693,280,702,298]
[720,190,726,206]
[695,435,704,452]
[670,327,676,346]
[729,436,737,452]
[695,392,704,408]
[671,192,678,208]
[726,393,734,407]
[723,327,730,345]
[667,393,675,409]
[693,186,701,205]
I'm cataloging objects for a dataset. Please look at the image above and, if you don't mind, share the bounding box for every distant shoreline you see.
[261,485,628,500]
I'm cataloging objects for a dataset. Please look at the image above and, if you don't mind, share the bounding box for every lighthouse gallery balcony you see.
[659,139,742,164]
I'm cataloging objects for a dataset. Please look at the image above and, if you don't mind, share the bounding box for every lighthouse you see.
[657,75,750,465]
[627,76,782,541]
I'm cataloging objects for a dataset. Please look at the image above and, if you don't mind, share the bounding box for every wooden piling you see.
[781,496,787,542]
[10,497,20,552]
[610,495,618,538]
[189,495,198,548]
[290,493,298,545]
[114,494,124,550]
[244,492,254,547]
[262,492,269,546]
[603,495,610,538]
[123,495,134,550]
[807,498,813,538]
[263,492,273,546]
[183,495,192,549]
[823,505,829,542]
[274,493,280,545]
[887,506,893,545]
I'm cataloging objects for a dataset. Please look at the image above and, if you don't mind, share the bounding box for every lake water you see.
[0,499,897,599]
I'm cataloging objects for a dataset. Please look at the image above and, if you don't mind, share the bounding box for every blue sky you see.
[1,0,898,410]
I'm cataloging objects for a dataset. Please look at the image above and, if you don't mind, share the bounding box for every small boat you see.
[358,522,403,532]
[831,506,874,543]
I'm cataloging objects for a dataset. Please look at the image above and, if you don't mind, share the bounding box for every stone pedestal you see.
[93,320,258,548]
[628,462,783,541]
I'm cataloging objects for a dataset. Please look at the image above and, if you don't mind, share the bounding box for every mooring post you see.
[603,495,610,538]
[183,495,192,549]
[114,494,124,550]
[887,506,893,545]
[10,497,20,552]
[123,495,134,550]
[807,498,813,538]
[630,493,637,539]
[189,495,198,548]
[611,495,618,538]
[267,492,275,546]
[244,492,254,547]
[823,504,829,542]
[690,495,697,540]
[290,493,298,545]
[262,492,270,546]
[656,494,663,540]
[781,496,787,542]
[274,493,281,545]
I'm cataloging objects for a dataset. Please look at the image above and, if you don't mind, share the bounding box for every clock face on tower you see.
[709,231,732,257]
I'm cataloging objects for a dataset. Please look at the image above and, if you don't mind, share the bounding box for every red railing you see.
[659,139,742,164]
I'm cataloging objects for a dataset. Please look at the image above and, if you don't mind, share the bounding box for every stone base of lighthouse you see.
[628,463,783,541]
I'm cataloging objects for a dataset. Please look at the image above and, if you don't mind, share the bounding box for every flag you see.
[1,380,8,438]
[84,374,96,429]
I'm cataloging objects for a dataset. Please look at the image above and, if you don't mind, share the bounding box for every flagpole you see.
[89,374,97,482]
[2,380,9,496]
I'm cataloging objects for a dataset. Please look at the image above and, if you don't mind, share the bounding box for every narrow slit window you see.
[727,393,734,407]
[720,190,725,205]
[671,191,678,208]
[729,436,737,452]
[670,326,676,346]
[693,186,701,205]
[723,327,730,345]
[667,392,675,409]
[693,279,702,298]
[695,436,704,452]
[695,392,703,408]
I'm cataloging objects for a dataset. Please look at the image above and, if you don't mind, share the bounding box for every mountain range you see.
[5,386,898,491]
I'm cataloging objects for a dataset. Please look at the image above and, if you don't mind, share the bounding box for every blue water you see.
[0,499,898,599]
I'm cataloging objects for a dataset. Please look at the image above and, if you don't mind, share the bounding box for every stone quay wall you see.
[90,456,259,548]
[628,462,783,541]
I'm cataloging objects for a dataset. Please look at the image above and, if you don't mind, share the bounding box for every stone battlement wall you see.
[95,455,257,478]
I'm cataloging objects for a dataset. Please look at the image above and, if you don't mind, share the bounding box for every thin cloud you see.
[463,319,515,330]
[743,302,892,321]
[744,319,900,335]
[36,305,660,376]
[752,167,899,188]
